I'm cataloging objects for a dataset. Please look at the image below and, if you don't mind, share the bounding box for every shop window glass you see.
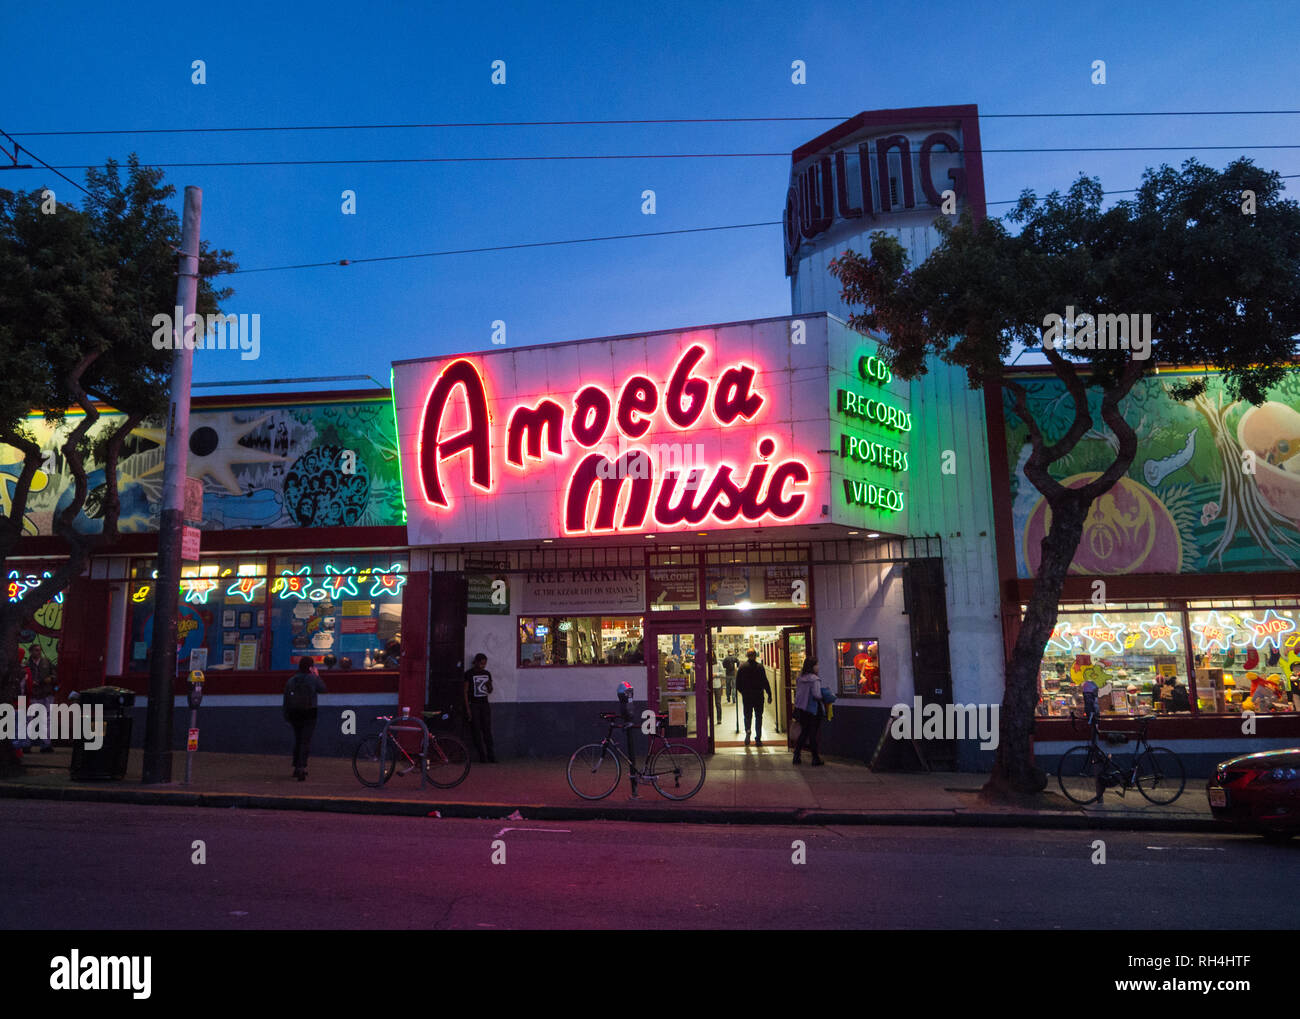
[126,557,270,672]
[704,564,810,611]
[1036,607,1190,717]
[836,638,881,697]
[1188,604,1299,715]
[268,554,408,671]
[8,564,67,689]
[518,617,644,666]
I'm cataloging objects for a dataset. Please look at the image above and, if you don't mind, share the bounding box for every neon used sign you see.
[417,343,813,534]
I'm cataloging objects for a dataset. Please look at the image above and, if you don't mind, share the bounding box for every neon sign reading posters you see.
[415,343,812,535]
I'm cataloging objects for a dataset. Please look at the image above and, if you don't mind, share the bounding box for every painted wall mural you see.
[0,396,404,535]
[1005,369,1300,577]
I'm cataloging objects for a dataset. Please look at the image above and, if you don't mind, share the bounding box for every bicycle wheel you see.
[1135,747,1186,805]
[647,742,706,801]
[567,743,620,800]
[424,734,471,789]
[352,735,395,788]
[1057,746,1104,805]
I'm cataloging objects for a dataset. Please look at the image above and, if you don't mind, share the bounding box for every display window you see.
[8,564,66,687]
[124,553,407,672]
[836,638,881,697]
[517,616,645,667]
[1187,601,1299,715]
[1035,604,1191,717]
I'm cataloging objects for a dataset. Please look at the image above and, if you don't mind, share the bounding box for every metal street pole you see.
[142,186,202,784]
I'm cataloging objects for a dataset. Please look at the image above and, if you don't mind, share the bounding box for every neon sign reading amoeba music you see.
[416,343,814,534]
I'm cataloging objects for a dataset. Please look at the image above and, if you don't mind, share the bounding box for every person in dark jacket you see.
[464,653,496,763]
[283,656,327,781]
[792,658,826,766]
[735,650,772,747]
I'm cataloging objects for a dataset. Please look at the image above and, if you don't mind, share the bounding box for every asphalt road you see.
[1,800,1294,930]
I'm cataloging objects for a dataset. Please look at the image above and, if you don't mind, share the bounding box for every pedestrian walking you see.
[464,653,496,763]
[792,658,826,767]
[735,650,771,747]
[27,645,55,752]
[282,656,326,781]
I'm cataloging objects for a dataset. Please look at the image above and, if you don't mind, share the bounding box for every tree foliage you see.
[830,158,1300,795]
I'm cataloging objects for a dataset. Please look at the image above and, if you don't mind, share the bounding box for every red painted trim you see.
[13,526,409,559]
[1036,714,1300,741]
[108,670,401,697]
[791,104,982,165]
[1014,573,1300,603]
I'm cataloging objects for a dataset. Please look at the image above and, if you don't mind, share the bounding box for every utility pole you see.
[142,186,202,784]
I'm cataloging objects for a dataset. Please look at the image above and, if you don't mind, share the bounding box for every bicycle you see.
[352,714,471,789]
[567,711,706,801]
[1056,712,1186,805]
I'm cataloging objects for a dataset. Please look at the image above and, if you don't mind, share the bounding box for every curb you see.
[0,781,1223,832]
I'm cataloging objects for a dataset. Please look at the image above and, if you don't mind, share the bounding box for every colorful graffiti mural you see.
[1005,369,1300,577]
[0,396,404,535]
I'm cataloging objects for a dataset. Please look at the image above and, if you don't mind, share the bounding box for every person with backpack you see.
[283,656,327,781]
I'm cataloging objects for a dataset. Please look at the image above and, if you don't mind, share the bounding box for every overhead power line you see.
[226,174,1300,276]
[8,109,1300,137]
[0,128,93,199]
[28,144,1300,172]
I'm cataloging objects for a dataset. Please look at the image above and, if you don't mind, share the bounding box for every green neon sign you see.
[836,389,912,432]
[840,433,909,472]
[858,354,892,385]
[843,479,905,512]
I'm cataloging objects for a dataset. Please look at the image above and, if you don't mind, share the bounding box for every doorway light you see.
[736,600,753,611]
[867,532,880,538]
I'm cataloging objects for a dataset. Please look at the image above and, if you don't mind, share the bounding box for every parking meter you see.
[185,670,205,784]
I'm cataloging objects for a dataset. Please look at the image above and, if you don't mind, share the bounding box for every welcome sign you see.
[391,316,911,544]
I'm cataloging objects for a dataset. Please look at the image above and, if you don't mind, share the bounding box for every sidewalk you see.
[0,745,1219,831]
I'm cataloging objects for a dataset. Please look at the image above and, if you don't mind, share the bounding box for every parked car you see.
[1206,749,1300,840]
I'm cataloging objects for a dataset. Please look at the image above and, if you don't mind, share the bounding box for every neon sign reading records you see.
[416,343,812,535]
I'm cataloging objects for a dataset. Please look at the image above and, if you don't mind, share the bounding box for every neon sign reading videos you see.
[417,343,813,535]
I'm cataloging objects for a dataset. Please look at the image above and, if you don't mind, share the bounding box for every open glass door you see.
[650,628,707,754]
[781,626,810,749]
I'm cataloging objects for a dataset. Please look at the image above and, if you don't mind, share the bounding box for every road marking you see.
[1144,846,1224,851]
[495,827,571,836]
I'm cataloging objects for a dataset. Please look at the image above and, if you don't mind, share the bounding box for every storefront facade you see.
[391,313,947,758]
[990,366,1300,772]
[5,390,419,757]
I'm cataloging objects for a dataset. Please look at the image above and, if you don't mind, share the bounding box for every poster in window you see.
[222,609,236,628]
[238,611,253,630]
[236,640,258,670]
[256,609,266,627]
[223,648,235,667]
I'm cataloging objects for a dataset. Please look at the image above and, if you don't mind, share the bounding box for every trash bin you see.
[69,686,136,780]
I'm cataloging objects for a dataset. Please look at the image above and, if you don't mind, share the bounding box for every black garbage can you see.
[69,686,136,780]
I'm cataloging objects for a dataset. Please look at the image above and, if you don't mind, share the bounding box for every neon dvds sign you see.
[416,344,813,535]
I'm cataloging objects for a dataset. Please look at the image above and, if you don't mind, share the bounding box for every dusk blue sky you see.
[3,1,1298,393]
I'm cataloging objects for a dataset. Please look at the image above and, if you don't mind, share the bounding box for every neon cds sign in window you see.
[413,342,814,537]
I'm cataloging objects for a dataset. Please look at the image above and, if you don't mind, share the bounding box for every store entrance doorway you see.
[707,624,810,751]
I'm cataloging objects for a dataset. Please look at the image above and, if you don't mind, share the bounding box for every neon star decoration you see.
[321,564,359,598]
[1078,613,1126,655]
[1046,621,1075,654]
[275,567,313,601]
[368,565,407,598]
[183,578,220,604]
[225,575,266,603]
[1242,609,1297,650]
[1139,612,1183,653]
[8,571,64,604]
[1191,611,1236,652]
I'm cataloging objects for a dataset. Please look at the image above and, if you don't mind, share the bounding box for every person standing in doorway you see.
[792,658,826,766]
[735,650,772,747]
[283,656,327,781]
[27,645,56,753]
[722,649,739,703]
[464,653,496,763]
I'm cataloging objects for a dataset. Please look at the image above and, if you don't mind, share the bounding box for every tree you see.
[829,158,1300,797]
[0,157,236,773]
